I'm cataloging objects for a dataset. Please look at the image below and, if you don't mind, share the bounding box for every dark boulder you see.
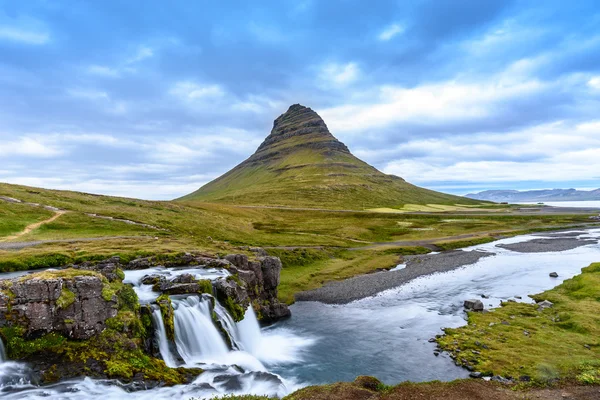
[464,299,484,311]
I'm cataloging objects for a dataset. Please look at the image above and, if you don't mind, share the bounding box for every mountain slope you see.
[181,104,480,209]
[466,188,600,203]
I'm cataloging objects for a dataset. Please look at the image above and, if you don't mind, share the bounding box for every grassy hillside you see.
[0,182,596,303]
[181,104,481,209]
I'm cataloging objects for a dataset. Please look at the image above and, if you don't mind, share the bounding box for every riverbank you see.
[295,229,599,303]
[437,261,600,385]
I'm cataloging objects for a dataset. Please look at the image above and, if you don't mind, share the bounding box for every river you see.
[0,228,599,399]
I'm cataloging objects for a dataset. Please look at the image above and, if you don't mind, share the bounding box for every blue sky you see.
[1,0,599,200]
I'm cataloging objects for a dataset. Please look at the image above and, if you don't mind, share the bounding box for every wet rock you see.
[170,273,195,284]
[491,376,513,384]
[214,278,250,308]
[469,372,483,379]
[141,275,164,285]
[464,299,484,311]
[72,257,122,282]
[481,294,489,299]
[0,273,117,339]
[224,254,249,270]
[537,300,554,311]
[549,272,559,278]
[260,257,282,294]
[161,283,208,295]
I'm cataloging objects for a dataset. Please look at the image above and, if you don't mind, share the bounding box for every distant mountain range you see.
[465,188,600,203]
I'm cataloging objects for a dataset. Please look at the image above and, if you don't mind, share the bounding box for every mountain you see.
[465,188,600,203]
[180,104,480,209]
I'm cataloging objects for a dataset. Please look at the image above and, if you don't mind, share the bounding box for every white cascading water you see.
[236,307,262,355]
[172,296,229,364]
[151,308,177,368]
[0,338,6,362]
[212,301,243,350]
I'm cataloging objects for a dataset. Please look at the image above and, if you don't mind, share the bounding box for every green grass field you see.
[438,262,600,384]
[0,182,597,303]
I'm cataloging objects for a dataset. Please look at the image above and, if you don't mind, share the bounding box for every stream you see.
[0,228,599,398]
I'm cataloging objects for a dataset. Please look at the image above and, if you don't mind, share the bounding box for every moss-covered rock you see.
[156,294,175,341]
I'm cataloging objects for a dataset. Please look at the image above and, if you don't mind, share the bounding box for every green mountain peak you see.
[180,104,476,209]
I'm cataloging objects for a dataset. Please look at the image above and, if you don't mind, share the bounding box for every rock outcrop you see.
[127,251,290,323]
[0,271,117,339]
[223,254,291,322]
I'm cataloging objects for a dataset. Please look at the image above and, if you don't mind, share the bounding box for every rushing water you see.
[0,229,599,398]
[269,228,600,384]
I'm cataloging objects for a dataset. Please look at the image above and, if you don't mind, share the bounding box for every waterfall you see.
[213,301,243,350]
[0,338,5,362]
[236,306,262,355]
[151,308,177,368]
[150,293,267,371]
[172,296,229,364]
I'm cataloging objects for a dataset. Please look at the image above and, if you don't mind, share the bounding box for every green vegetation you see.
[276,248,401,304]
[0,201,54,238]
[56,288,75,309]
[0,268,199,385]
[435,236,496,251]
[0,182,597,303]
[222,296,246,322]
[157,294,175,341]
[438,262,600,384]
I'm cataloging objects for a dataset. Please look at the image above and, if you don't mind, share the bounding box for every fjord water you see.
[0,229,599,398]
[520,201,600,208]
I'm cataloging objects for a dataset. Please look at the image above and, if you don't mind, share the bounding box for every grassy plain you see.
[0,182,596,303]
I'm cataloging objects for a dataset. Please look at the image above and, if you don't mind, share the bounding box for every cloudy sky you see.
[1,0,599,200]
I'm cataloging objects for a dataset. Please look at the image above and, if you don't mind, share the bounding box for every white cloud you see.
[378,24,405,41]
[0,26,49,45]
[170,81,225,101]
[0,137,63,157]
[320,62,360,86]
[321,78,546,133]
[377,119,600,188]
[588,76,600,90]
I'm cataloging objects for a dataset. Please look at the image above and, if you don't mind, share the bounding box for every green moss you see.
[117,284,139,312]
[156,294,175,341]
[56,288,75,309]
[19,268,102,282]
[226,274,244,287]
[115,268,125,281]
[0,327,66,359]
[223,296,245,323]
[197,278,213,294]
[437,262,600,385]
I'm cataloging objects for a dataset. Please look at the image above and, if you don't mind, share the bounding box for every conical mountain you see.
[180,104,477,209]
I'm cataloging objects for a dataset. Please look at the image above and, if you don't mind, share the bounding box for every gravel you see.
[496,238,598,253]
[295,250,493,304]
[296,230,599,304]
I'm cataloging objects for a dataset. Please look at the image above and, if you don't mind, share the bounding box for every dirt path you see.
[0,210,67,242]
[0,235,156,250]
